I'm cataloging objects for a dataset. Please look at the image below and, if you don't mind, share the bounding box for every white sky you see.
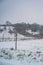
[0,0,43,25]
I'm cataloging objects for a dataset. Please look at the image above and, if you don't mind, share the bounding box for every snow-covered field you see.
[0,39,43,65]
[0,39,43,51]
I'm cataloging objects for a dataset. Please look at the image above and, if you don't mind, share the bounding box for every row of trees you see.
[14,23,43,36]
[0,21,43,36]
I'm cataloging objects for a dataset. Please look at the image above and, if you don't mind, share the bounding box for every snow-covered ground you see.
[0,39,43,65]
[26,29,39,35]
[0,39,43,51]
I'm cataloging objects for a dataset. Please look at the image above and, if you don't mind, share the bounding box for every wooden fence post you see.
[15,32,17,50]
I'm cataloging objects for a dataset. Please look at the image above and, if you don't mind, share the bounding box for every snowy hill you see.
[26,30,40,35]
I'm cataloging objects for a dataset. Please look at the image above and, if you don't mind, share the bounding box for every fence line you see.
[0,37,35,42]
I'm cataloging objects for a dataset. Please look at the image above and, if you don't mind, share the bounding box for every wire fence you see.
[0,37,35,42]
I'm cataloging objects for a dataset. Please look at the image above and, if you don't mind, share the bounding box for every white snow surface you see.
[0,39,43,65]
[0,39,43,51]
[26,30,39,35]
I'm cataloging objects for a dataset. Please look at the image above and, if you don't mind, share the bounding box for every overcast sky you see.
[0,0,43,24]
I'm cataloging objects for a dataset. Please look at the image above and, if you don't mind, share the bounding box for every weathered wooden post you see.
[13,28,17,50]
[2,33,4,42]
[15,32,17,50]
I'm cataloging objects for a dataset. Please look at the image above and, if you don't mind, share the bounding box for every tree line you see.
[0,21,43,37]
